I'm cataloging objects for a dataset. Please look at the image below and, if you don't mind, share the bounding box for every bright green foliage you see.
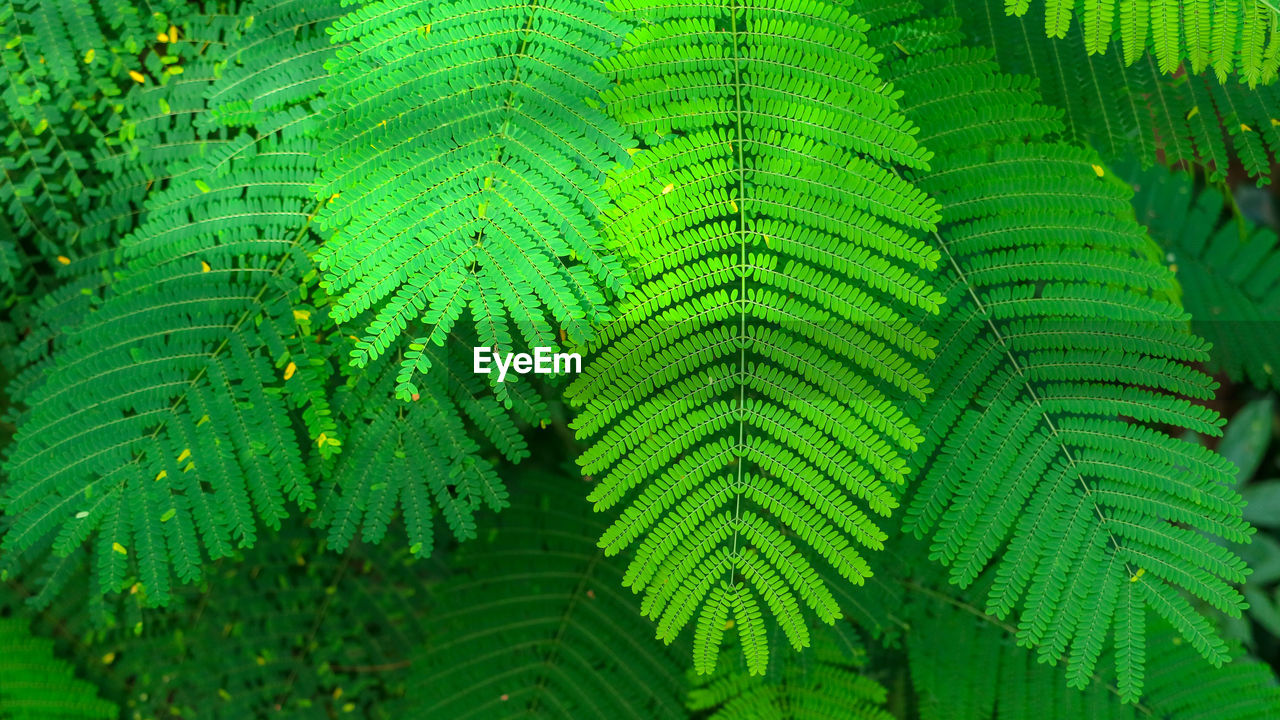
[949,0,1280,184]
[0,616,116,719]
[867,3,1251,700]
[688,627,895,720]
[313,0,633,398]
[569,0,944,675]
[1127,162,1280,391]
[394,479,688,718]
[995,0,1280,83]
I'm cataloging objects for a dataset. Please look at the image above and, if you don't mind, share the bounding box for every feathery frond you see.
[569,0,943,674]
[854,0,1252,698]
[313,0,633,396]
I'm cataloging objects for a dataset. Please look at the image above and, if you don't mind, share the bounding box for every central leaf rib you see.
[569,0,944,675]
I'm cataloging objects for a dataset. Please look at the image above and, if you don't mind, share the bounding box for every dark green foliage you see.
[946,0,1280,184]
[313,0,633,398]
[903,590,1280,720]
[1127,162,1280,391]
[0,614,115,718]
[996,0,1280,84]
[6,529,434,719]
[394,479,688,718]
[569,0,944,674]
[1,1,332,608]
[0,0,189,349]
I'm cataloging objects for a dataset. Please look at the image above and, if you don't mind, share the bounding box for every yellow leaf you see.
[333,688,344,700]
[626,147,639,156]
[293,309,311,321]
[284,361,297,381]
[723,619,735,630]
[317,432,328,448]
[196,414,210,426]
[1129,567,1145,583]
[169,25,178,41]
[256,656,266,666]
[83,48,95,64]
[128,70,146,84]
[1091,164,1105,178]
[1241,123,1253,132]
[343,704,355,713]
[166,66,184,75]
[218,689,232,701]
[201,260,211,272]
[56,255,71,265]
[155,469,167,482]
[1186,105,1199,119]
[729,199,738,211]
[158,32,169,42]
[101,652,116,665]
[661,183,674,195]
[1272,118,1280,127]
[112,542,127,556]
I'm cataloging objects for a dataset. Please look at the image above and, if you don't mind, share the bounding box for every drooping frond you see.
[986,0,1280,84]
[856,0,1251,698]
[568,0,944,675]
[687,626,895,720]
[0,615,116,718]
[312,334,535,558]
[950,0,1280,185]
[312,0,633,397]
[392,478,688,719]
[1126,161,1280,392]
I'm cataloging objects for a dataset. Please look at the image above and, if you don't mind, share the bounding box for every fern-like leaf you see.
[863,4,1252,696]
[568,0,943,674]
[313,0,633,397]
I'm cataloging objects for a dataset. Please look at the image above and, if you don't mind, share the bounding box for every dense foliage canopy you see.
[2,0,1280,718]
